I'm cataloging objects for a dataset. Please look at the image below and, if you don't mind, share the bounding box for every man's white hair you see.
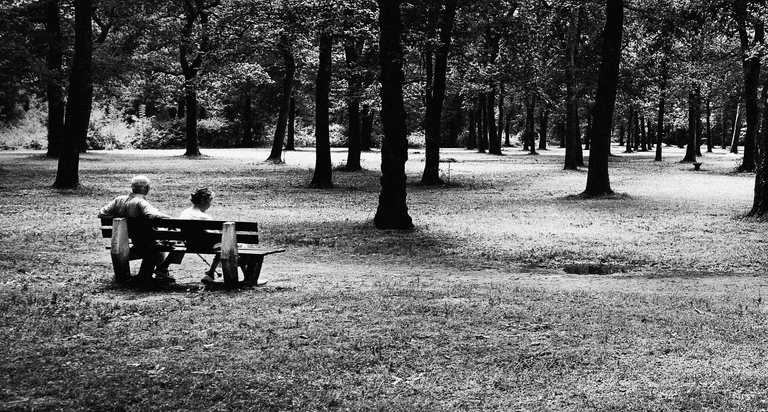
[131,175,151,193]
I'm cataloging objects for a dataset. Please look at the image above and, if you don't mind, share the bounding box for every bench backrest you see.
[100,218,259,250]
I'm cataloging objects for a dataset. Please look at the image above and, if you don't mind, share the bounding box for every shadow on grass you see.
[100,277,296,295]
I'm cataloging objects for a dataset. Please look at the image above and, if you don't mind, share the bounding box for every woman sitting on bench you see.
[155,188,222,283]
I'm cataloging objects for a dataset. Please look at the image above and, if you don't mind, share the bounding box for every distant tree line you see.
[2,0,768,223]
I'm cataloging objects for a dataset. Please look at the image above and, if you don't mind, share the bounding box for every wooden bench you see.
[100,217,285,287]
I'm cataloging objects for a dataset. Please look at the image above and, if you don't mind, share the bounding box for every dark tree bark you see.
[736,3,763,172]
[564,4,579,170]
[53,0,92,189]
[497,82,505,144]
[748,75,768,217]
[179,0,219,157]
[45,0,65,158]
[732,102,742,153]
[706,95,713,153]
[374,0,413,229]
[467,105,476,150]
[624,108,634,153]
[241,83,254,147]
[655,57,668,161]
[583,0,623,197]
[484,25,501,156]
[584,111,592,150]
[487,86,500,154]
[538,109,548,151]
[309,32,333,188]
[525,94,537,155]
[682,88,698,163]
[504,110,513,147]
[477,93,487,153]
[575,107,584,167]
[559,121,566,149]
[285,96,296,151]
[361,104,373,151]
[422,0,457,184]
[446,94,463,147]
[345,39,363,171]
[177,98,185,119]
[639,116,647,151]
[268,34,296,162]
[618,121,625,146]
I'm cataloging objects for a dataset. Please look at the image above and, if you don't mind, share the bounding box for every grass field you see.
[1,145,767,411]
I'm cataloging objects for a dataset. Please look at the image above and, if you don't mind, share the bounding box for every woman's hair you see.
[190,188,214,205]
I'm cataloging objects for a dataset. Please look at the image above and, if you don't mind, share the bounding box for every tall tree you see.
[309,31,334,188]
[374,0,413,229]
[53,0,93,189]
[583,0,623,197]
[267,33,297,163]
[563,4,580,170]
[422,0,457,185]
[44,0,65,158]
[734,0,763,173]
[180,0,220,157]
[344,38,364,171]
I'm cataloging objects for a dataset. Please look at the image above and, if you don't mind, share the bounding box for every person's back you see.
[98,175,171,281]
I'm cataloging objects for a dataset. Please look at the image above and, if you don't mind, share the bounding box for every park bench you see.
[100,217,285,287]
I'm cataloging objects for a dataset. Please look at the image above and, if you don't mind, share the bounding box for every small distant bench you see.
[100,217,285,287]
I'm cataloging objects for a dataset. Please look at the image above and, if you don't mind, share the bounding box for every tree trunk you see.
[504,110,512,147]
[564,4,579,170]
[732,103,742,153]
[625,108,634,153]
[655,58,667,161]
[575,107,584,167]
[487,85,501,154]
[53,0,92,189]
[497,82,505,144]
[736,2,763,172]
[178,0,215,157]
[748,75,768,216]
[467,104,476,150]
[682,89,698,163]
[584,110,592,150]
[183,80,200,156]
[583,0,623,197]
[345,39,363,171]
[268,34,296,162]
[422,0,457,184]
[241,84,253,147]
[45,0,65,158]
[477,93,487,153]
[538,108,548,151]
[706,95,713,153]
[309,32,333,188]
[375,0,414,229]
[526,94,537,155]
[285,96,296,151]
[361,104,373,151]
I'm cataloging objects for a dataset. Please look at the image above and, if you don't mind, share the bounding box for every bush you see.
[407,130,425,149]
[87,104,134,150]
[197,117,238,148]
[0,100,47,150]
[130,118,184,149]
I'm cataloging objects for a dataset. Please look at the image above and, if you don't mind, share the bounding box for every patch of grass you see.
[1,146,768,410]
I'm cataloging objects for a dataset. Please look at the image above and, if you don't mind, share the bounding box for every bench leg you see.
[242,255,265,286]
[111,218,130,283]
[220,222,239,286]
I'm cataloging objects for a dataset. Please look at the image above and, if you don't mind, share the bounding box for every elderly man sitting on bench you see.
[97,175,174,282]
